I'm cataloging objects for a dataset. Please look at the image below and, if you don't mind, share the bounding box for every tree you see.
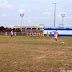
[0,26,5,30]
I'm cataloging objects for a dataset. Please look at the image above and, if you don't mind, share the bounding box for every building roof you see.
[13,26,40,28]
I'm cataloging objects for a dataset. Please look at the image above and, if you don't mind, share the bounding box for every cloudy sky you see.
[0,0,72,28]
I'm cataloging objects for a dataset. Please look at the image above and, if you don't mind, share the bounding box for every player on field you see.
[5,32,7,37]
[52,29,59,43]
[10,30,13,38]
[46,31,49,38]
[29,32,31,37]
[42,32,44,38]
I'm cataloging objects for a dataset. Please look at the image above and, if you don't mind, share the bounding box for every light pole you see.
[61,13,65,27]
[53,3,57,27]
[20,13,24,32]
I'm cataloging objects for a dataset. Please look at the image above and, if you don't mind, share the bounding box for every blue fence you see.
[44,28,72,37]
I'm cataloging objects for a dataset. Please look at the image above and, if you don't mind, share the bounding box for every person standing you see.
[50,32,52,37]
[14,32,16,37]
[10,30,13,38]
[42,32,44,38]
[29,32,31,37]
[46,31,49,38]
[5,32,7,37]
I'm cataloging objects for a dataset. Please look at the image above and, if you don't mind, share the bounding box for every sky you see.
[0,0,72,28]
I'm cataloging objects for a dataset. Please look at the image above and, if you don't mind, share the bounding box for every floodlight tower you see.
[61,13,65,27]
[53,3,57,27]
[20,13,24,32]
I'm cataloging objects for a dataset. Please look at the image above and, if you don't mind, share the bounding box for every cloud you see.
[1,13,7,17]
[42,12,51,16]
[49,7,54,11]
[42,9,51,16]
[31,0,49,2]
[18,8,24,14]
[24,17,49,22]
[28,8,31,12]
[20,4,24,8]
[0,0,13,8]
[27,20,32,23]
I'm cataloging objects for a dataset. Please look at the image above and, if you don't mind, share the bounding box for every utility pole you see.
[53,3,57,27]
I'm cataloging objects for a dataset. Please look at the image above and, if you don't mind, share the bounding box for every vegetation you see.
[0,26,20,32]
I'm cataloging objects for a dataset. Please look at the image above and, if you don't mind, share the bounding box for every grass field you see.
[0,36,72,72]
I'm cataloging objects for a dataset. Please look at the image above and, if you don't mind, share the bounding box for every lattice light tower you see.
[20,13,24,32]
[61,13,65,27]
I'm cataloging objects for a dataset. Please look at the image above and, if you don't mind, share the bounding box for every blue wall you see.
[44,28,72,37]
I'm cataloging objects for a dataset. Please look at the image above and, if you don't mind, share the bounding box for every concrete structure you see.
[13,26,43,32]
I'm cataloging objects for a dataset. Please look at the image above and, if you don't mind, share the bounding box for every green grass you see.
[0,36,72,72]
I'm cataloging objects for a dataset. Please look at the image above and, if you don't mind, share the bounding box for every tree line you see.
[0,26,21,32]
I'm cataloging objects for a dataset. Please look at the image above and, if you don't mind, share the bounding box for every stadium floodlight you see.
[61,13,65,27]
[53,3,57,27]
[20,13,24,32]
